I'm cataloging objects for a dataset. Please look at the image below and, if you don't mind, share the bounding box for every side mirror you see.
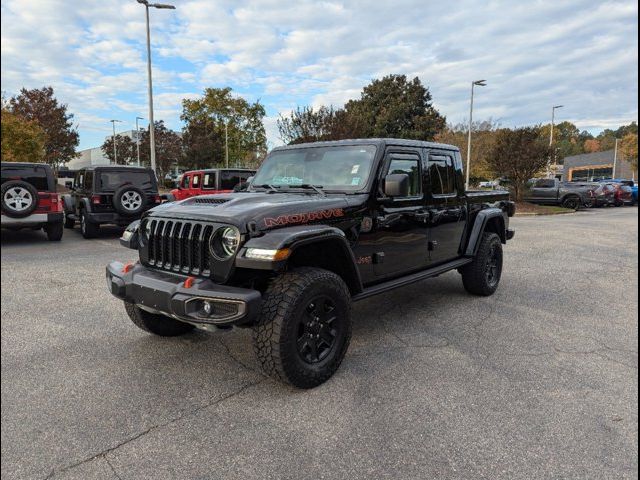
[384,173,410,198]
[120,220,141,250]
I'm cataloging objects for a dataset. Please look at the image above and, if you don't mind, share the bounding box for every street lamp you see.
[136,0,176,176]
[612,137,619,179]
[548,105,563,177]
[466,79,487,189]
[135,116,144,166]
[110,119,122,165]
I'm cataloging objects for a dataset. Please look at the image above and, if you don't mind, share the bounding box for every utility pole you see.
[135,116,144,166]
[137,0,176,176]
[466,80,486,190]
[225,120,229,168]
[613,138,619,179]
[110,119,122,165]
[548,105,563,178]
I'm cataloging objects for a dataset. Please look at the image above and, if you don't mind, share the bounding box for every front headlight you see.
[210,226,240,260]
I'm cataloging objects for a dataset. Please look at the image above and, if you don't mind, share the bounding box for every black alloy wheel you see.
[297,295,340,364]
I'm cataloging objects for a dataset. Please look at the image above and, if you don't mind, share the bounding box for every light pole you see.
[137,0,175,176]
[110,119,122,165]
[225,120,229,168]
[135,116,144,166]
[612,138,619,179]
[466,79,486,190]
[548,105,563,177]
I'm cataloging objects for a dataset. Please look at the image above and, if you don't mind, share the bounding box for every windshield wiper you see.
[252,184,281,193]
[287,184,326,196]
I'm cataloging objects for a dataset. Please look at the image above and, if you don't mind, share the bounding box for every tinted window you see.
[220,170,253,190]
[1,165,49,191]
[428,154,456,195]
[387,157,421,196]
[192,174,201,188]
[534,179,556,188]
[203,172,216,189]
[98,171,154,190]
[181,175,190,189]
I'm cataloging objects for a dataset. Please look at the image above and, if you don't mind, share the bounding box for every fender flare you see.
[236,225,363,294]
[61,194,75,213]
[79,197,92,214]
[464,208,506,257]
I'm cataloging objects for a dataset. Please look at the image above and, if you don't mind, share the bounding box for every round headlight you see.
[210,226,240,260]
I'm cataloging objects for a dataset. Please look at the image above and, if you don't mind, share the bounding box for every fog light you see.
[203,301,212,315]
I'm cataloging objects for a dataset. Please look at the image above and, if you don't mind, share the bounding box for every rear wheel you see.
[44,221,63,241]
[561,195,581,210]
[64,211,75,229]
[253,267,352,389]
[79,210,99,239]
[124,302,194,336]
[461,233,503,296]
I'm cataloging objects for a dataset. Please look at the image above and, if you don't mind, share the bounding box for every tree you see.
[181,87,267,169]
[583,138,601,153]
[277,106,354,144]
[486,127,552,201]
[435,119,499,184]
[345,75,446,140]
[619,133,638,173]
[101,134,137,165]
[539,121,584,163]
[8,87,79,169]
[1,107,46,163]
[139,121,182,180]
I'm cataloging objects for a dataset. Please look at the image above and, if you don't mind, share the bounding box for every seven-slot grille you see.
[144,219,215,276]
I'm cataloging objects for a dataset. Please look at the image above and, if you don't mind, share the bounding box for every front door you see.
[526,178,558,203]
[356,149,430,279]
[425,150,467,265]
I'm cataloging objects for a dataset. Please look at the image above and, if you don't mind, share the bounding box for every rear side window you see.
[220,171,246,190]
[1,165,49,191]
[85,171,93,190]
[428,154,456,195]
[534,179,555,188]
[203,172,217,189]
[192,174,201,188]
[98,171,154,190]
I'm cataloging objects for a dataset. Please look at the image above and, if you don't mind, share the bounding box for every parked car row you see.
[525,178,638,209]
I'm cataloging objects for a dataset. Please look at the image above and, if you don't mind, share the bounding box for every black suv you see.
[62,166,160,238]
[1,162,64,241]
[106,139,515,388]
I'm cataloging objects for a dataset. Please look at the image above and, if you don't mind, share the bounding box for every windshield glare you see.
[252,145,377,192]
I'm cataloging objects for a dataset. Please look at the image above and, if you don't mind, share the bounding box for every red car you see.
[1,162,64,240]
[597,182,633,207]
[164,168,255,202]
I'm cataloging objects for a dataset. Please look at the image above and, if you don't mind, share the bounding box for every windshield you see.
[252,145,377,192]
[98,171,155,190]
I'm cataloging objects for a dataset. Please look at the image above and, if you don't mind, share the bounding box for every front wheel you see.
[253,267,352,389]
[124,302,194,336]
[461,232,503,296]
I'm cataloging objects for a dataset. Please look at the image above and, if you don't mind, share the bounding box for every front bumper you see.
[106,261,262,326]
[1,212,63,227]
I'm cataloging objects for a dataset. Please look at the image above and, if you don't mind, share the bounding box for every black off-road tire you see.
[64,211,75,229]
[1,180,39,218]
[79,209,100,239]
[561,195,581,210]
[461,232,503,296]
[253,267,352,389]
[45,221,63,241]
[124,301,195,336]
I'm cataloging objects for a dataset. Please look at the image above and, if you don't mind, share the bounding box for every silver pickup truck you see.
[524,178,598,209]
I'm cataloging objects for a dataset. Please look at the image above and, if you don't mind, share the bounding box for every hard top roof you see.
[271,138,460,152]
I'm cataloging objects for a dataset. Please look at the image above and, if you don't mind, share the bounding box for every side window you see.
[181,175,190,189]
[192,174,201,189]
[220,171,242,190]
[534,179,555,188]
[76,171,84,190]
[386,154,421,197]
[428,154,456,196]
[84,171,93,190]
[203,172,216,189]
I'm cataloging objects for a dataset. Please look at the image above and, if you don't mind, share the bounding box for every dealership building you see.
[67,130,142,170]
[562,149,636,182]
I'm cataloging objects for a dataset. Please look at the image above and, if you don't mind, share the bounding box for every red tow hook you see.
[184,276,196,289]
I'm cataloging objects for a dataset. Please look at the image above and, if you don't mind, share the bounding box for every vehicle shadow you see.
[1,225,125,245]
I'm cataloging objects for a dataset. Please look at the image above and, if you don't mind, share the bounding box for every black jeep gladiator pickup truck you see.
[106,139,515,388]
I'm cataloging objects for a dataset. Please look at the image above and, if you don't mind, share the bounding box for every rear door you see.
[425,149,467,265]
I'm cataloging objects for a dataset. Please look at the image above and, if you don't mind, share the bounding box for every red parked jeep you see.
[164,168,255,202]
[1,162,64,241]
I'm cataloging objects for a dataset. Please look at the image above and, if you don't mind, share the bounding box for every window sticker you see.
[273,176,304,185]
[351,165,360,174]
[351,177,361,185]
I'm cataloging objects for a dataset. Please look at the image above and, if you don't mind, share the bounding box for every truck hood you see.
[146,191,368,232]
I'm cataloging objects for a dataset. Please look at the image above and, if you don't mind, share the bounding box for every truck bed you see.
[466,189,511,203]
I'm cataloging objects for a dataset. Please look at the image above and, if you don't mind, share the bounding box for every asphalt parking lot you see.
[1,208,638,480]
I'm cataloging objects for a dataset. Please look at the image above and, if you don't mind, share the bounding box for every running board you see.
[352,258,472,302]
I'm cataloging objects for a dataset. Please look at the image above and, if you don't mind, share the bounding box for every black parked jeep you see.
[106,139,515,388]
[62,166,160,238]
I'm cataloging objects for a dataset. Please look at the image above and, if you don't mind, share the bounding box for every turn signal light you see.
[184,276,196,289]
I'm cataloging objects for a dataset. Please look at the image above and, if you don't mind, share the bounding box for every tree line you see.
[2,79,637,200]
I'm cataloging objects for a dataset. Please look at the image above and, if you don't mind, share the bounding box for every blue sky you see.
[1,0,638,151]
